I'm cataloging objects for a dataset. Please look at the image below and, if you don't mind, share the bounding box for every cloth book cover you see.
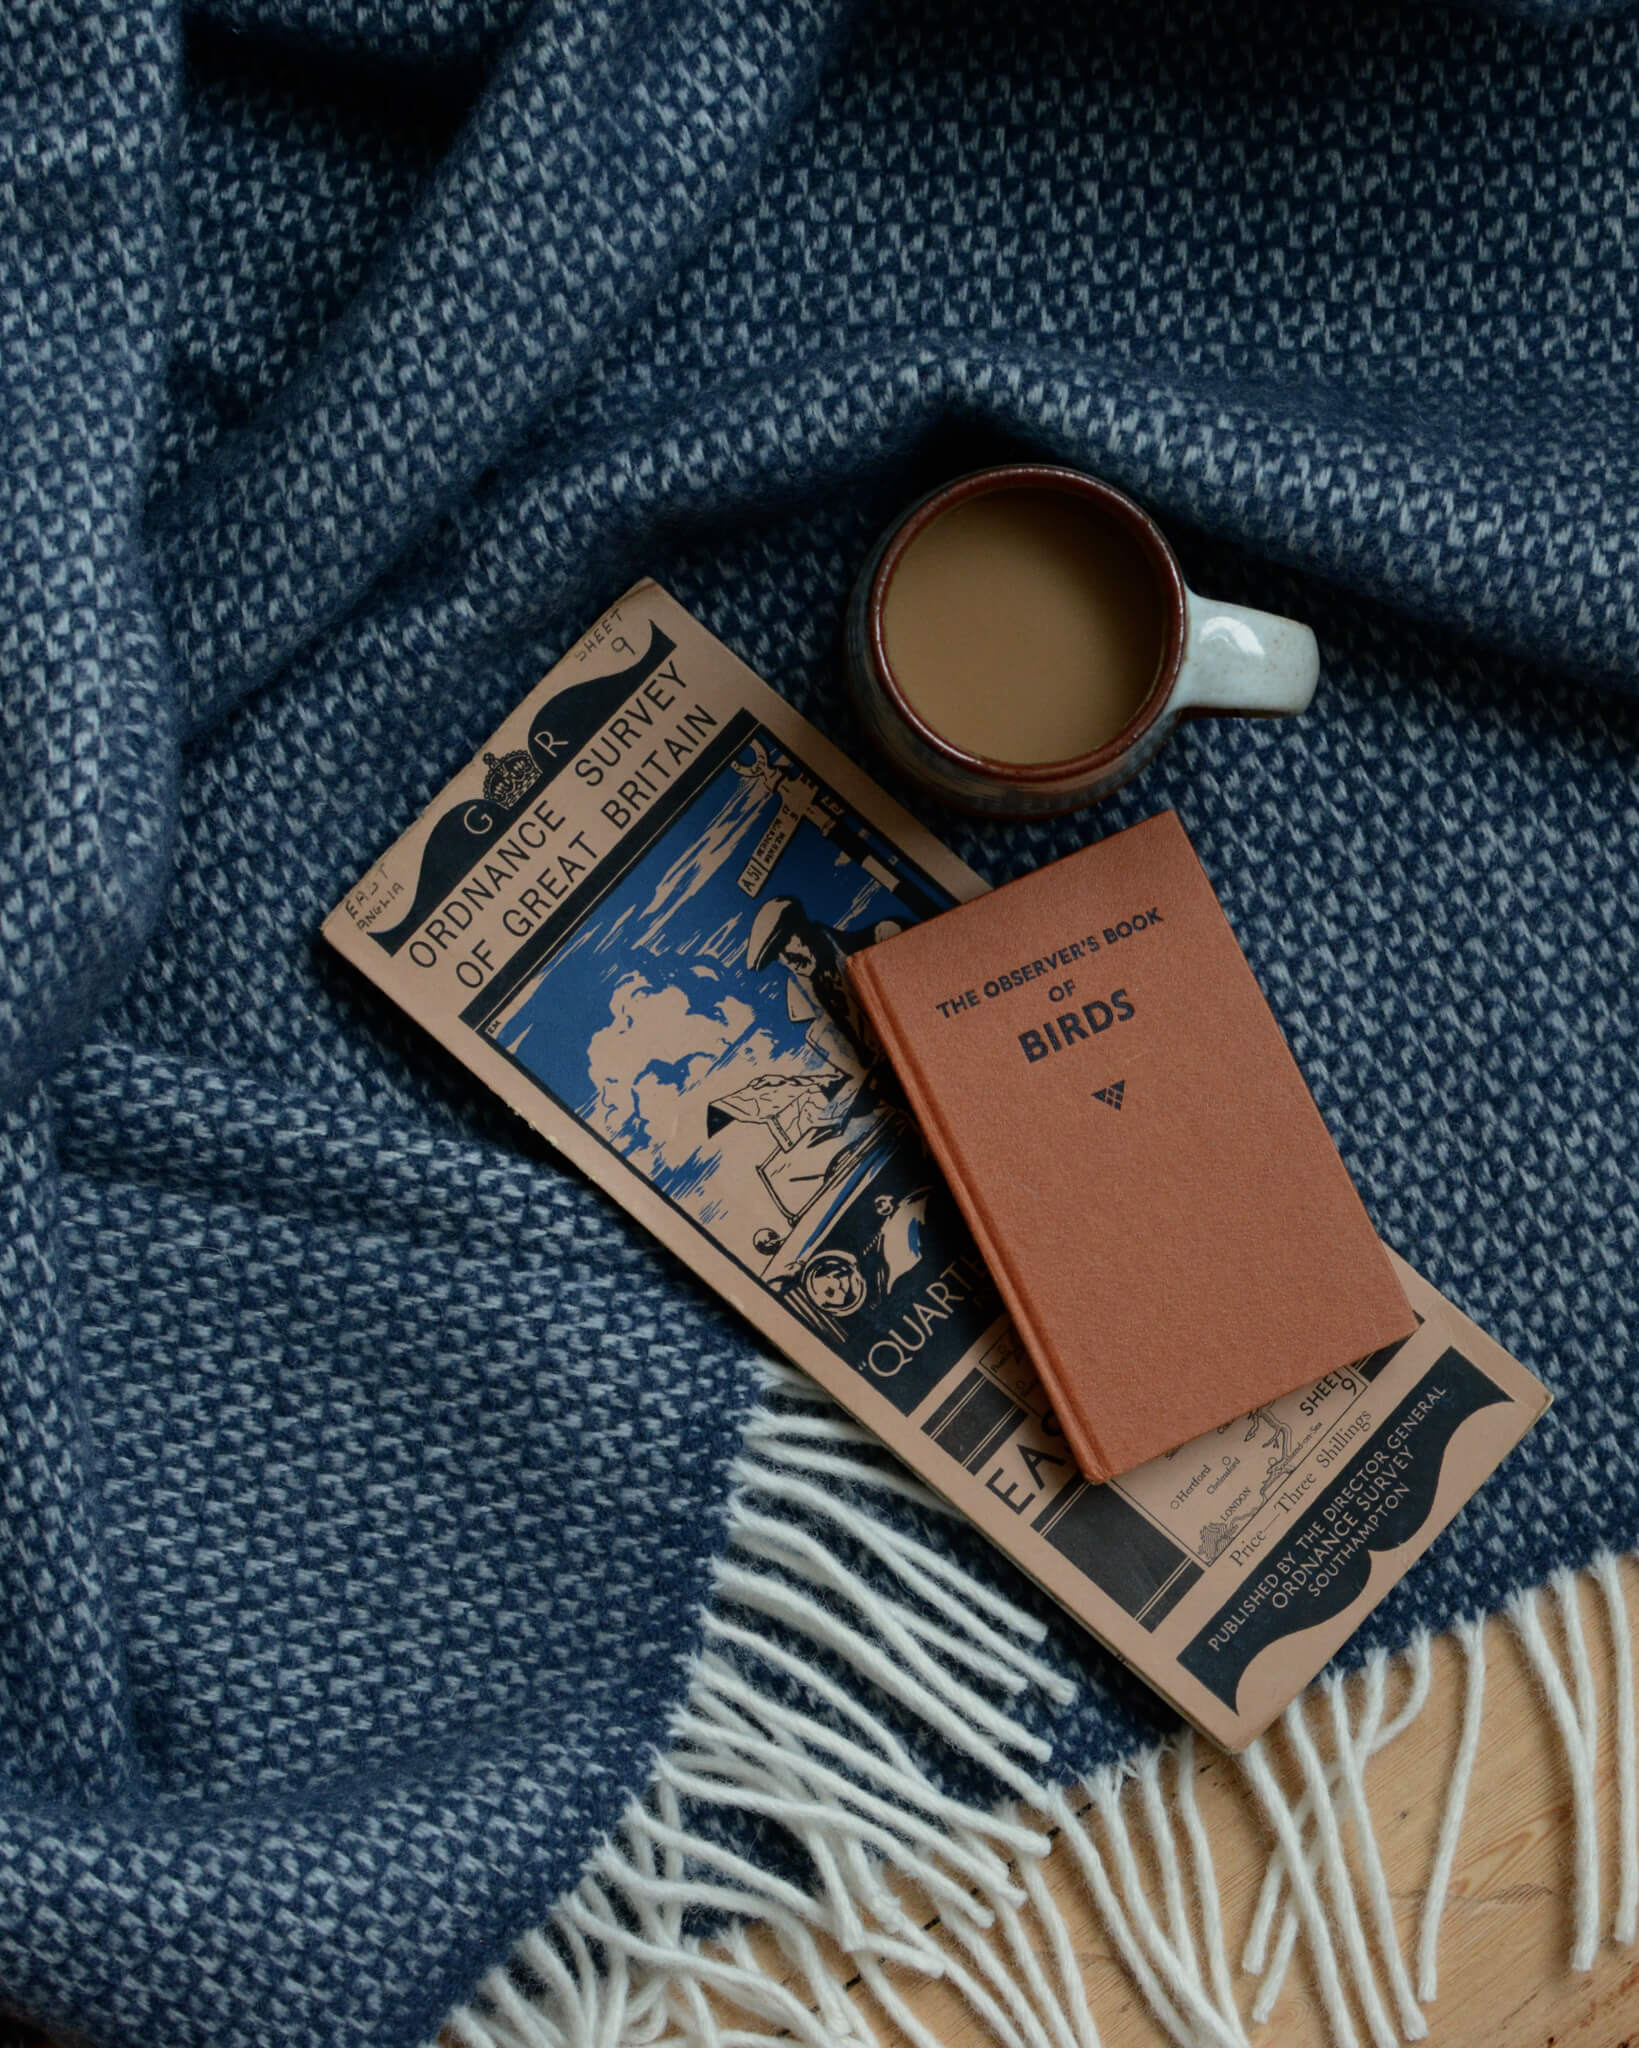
[322,580,1547,1746]
[847,813,1419,1483]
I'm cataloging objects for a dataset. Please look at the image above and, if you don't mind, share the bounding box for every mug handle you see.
[1166,592,1319,719]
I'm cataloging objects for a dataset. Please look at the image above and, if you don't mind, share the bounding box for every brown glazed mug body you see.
[844,465,1319,817]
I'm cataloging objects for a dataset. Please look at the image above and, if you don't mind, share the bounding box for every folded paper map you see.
[323,580,1548,1746]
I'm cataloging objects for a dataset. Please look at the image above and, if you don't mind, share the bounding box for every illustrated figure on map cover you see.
[744,894,903,1071]
[706,1067,868,1225]
[768,1188,936,1321]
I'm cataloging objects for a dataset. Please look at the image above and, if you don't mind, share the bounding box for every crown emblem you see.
[482,747,541,809]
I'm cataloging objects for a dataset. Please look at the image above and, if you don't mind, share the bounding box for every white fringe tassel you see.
[1413,1617,1484,2004]
[1511,1570,1608,1972]
[433,1373,1639,2048]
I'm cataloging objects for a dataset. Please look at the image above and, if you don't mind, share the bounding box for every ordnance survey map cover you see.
[323,580,1548,1747]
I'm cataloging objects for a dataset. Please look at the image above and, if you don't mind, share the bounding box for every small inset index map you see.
[1114,1362,1385,1567]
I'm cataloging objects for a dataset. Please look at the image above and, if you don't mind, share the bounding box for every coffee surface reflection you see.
[880,488,1166,765]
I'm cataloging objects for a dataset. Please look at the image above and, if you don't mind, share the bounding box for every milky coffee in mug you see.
[844,465,1318,815]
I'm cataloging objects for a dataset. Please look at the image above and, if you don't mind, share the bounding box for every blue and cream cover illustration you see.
[324,582,1548,1746]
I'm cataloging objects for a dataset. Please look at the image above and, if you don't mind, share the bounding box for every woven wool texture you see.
[1,0,1636,2042]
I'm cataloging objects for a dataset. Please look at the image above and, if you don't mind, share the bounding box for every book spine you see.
[851,954,1112,1484]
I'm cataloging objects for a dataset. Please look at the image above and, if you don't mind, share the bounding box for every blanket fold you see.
[1,0,1635,2042]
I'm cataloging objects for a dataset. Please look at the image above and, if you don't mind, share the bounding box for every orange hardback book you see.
[847,811,1417,1483]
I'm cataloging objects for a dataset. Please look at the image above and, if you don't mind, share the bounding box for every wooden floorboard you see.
[740,1558,1639,2046]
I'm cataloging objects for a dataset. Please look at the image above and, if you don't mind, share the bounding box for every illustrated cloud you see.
[585,969,784,1189]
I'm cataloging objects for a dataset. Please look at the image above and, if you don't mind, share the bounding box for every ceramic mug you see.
[844,464,1319,816]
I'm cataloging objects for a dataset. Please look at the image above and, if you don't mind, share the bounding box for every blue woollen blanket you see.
[2,0,1636,2042]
